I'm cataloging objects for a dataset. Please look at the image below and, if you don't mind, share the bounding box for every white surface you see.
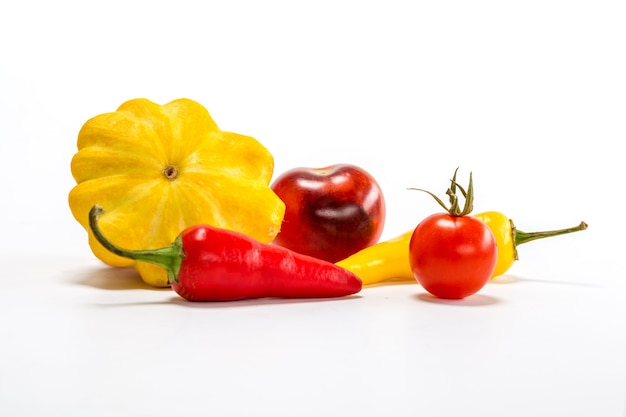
[1,1,625,416]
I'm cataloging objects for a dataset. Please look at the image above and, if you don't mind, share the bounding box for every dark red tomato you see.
[271,164,385,263]
[409,213,497,299]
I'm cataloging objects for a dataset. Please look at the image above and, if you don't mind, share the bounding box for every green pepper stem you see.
[88,205,183,284]
[515,221,588,246]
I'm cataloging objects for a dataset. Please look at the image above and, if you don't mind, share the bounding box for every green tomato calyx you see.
[409,168,474,217]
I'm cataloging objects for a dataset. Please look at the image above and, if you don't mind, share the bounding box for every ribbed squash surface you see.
[69,98,285,287]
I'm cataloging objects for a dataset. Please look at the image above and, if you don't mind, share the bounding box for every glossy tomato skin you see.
[409,213,497,299]
[271,164,386,263]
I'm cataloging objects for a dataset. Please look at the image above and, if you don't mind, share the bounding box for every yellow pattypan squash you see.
[69,98,285,287]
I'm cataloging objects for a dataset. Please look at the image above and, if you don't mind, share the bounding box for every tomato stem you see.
[408,168,474,217]
[448,168,473,216]
[514,221,588,246]
[88,205,183,284]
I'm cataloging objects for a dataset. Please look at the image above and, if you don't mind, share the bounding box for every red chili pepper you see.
[89,205,362,301]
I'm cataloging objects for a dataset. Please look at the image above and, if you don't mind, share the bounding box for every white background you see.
[1,1,624,416]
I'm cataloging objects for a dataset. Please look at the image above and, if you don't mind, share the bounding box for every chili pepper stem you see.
[88,205,183,284]
[514,221,588,245]
[511,219,588,260]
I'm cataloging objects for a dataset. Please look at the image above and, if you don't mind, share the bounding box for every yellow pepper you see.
[69,98,285,287]
[335,230,414,286]
[477,211,587,278]
[336,212,588,286]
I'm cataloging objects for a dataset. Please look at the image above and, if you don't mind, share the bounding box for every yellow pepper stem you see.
[512,220,588,260]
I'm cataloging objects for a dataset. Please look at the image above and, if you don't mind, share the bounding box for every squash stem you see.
[88,205,183,284]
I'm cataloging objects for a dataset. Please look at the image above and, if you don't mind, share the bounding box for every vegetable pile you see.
[69,98,588,302]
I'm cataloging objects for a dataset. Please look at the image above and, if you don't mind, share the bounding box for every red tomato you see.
[270,164,385,263]
[409,213,497,299]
